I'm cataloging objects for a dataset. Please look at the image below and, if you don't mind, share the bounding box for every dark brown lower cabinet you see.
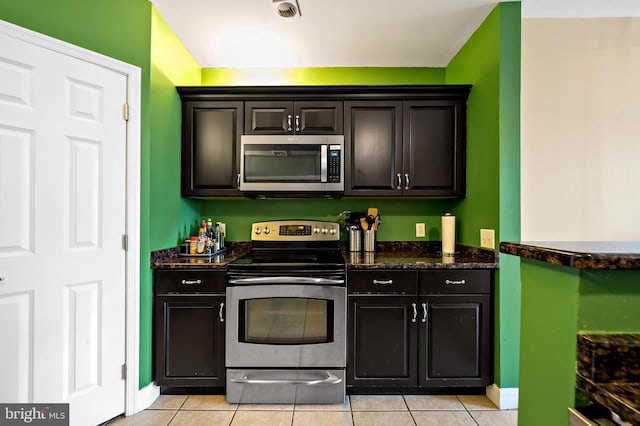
[154,270,226,388]
[419,295,491,388]
[347,270,493,392]
[348,296,417,388]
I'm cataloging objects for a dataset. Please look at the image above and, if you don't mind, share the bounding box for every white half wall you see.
[521,17,640,240]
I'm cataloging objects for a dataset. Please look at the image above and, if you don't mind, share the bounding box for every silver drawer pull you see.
[445,279,466,285]
[372,279,393,285]
[219,302,225,322]
[181,279,202,285]
[411,303,417,323]
[230,371,341,386]
[422,303,427,322]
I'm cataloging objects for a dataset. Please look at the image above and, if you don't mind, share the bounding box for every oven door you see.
[226,283,346,368]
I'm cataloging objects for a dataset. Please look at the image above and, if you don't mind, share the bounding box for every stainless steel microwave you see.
[239,135,344,198]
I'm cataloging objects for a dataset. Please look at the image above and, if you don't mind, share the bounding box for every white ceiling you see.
[150,0,500,68]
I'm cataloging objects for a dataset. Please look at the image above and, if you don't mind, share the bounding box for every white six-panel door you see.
[0,29,127,425]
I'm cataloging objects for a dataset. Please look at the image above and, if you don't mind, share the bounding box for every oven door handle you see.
[227,276,345,285]
[229,371,342,386]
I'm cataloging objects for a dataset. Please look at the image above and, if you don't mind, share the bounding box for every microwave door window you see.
[244,145,321,182]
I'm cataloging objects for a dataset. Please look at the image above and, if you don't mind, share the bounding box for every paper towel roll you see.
[441,213,455,255]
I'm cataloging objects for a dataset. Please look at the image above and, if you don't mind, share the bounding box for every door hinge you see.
[122,364,127,380]
[123,103,129,121]
[122,234,128,251]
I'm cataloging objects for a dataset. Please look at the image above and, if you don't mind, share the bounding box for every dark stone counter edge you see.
[152,241,499,270]
[499,242,640,270]
[576,374,640,425]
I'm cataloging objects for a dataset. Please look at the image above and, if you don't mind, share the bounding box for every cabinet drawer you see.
[348,271,417,294]
[155,270,226,294]
[419,270,491,294]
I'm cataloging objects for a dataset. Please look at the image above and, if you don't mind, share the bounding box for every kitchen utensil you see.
[360,217,369,230]
[367,207,378,217]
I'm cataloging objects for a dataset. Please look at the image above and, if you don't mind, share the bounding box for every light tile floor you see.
[107,394,517,426]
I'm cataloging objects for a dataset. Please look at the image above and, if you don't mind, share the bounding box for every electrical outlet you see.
[480,229,495,249]
[416,223,426,238]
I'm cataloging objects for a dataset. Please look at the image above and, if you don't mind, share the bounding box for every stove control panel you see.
[252,220,340,241]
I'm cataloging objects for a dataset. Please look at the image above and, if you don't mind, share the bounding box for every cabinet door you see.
[418,295,492,388]
[181,101,243,197]
[403,100,466,197]
[155,295,226,387]
[244,101,293,134]
[344,101,403,196]
[295,101,343,134]
[347,296,417,388]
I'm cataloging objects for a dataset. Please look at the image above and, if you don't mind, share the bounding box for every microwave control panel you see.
[328,145,341,183]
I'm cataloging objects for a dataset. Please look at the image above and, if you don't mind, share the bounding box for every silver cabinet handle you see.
[230,371,341,386]
[219,302,225,322]
[228,276,344,285]
[287,114,292,132]
[422,303,427,322]
[181,279,201,285]
[396,173,402,190]
[404,173,410,190]
[445,279,466,285]
[237,173,241,187]
[372,279,393,285]
[295,114,300,132]
[411,303,417,323]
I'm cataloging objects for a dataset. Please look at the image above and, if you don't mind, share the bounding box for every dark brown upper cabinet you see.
[245,101,343,135]
[180,100,243,197]
[344,98,467,197]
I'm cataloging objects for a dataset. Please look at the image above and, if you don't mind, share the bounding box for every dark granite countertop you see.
[577,374,640,425]
[152,241,499,270]
[576,334,640,425]
[151,242,251,269]
[499,241,640,270]
[345,241,498,269]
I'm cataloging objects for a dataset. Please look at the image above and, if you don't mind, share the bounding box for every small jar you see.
[189,236,198,255]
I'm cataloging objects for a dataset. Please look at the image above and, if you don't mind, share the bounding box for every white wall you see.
[521,2,640,240]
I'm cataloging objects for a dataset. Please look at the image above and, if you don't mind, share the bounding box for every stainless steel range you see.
[225,220,346,404]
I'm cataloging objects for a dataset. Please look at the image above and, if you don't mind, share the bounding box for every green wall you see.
[147,7,202,386]
[446,2,521,389]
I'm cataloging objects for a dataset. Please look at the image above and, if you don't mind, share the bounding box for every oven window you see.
[239,297,334,345]
[244,144,321,182]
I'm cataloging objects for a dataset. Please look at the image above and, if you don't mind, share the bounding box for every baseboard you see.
[126,382,160,416]
[486,383,519,410]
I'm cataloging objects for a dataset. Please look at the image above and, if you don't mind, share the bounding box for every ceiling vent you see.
[273,0,301,18]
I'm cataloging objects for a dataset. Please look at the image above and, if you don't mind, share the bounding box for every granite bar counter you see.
[500,241,640,270]
[499,241,640,426]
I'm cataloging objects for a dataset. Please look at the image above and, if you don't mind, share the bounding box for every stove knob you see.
[255,228,261,235]
[321,228,328,234]
[313,227,320,234]
[329,228,337,235]
[263,227,270,235]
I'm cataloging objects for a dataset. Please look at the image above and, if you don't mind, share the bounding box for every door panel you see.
[347,296,417,387]
[344,101,402,196]
[419,295,491,387]
[0,30,127,425]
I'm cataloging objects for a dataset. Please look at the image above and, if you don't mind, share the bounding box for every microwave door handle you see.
[320,145,328,182]
[227,276,345,285]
